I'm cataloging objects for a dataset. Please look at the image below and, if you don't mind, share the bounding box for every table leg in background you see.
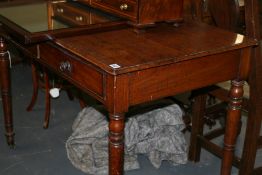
[0,36,15,147]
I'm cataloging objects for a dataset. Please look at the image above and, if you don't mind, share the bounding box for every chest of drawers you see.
[81,0,184,27]
[51,1,117,26]
[53,2,90,25]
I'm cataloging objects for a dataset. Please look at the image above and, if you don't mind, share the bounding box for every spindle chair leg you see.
[43,69,51,129]
[238,95,262,175]
[26,63,39,111]
[188,91,207,162]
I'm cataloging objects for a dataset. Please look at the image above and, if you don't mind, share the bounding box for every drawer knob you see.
[75,16,83,22]
[59,61,72,73]
[120,4,128,11]
[57,8,64,13]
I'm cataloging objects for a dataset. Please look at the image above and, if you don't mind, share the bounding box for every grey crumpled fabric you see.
[66,103,187,174]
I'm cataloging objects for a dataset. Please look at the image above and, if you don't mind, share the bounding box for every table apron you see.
[32,43,247,110]
[128,50,243,106]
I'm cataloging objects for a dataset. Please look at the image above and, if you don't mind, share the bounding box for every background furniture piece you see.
[188,0,262,175]
[186,0,245,30]
[50,1,117,27]
[0,0,123,145]
[208,0,244,32]
[26,64,51,129]
[26,62,87,128]
[26,1,117,128]
[79,0,184,27]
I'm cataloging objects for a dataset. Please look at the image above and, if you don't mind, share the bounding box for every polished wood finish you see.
[27,66,52,129]
[43,68,51,129]
[29,22,256,175]
[0,1,258,175]
[53,2,91,25]
[208,0,240,31]
[81,0,184,26]
[0,0,126,129]
[39,43,105,99]
[0,1,125,44]
[221,80,245,175]
[189,80,248,172]
[52,1,115,26]
[188,89,207,161]
[239,0,262,174]
[26,64,39,112]
[189,0,244,29]
[26,61,86,128]
[188,0,262,175]
[0,36,14,146]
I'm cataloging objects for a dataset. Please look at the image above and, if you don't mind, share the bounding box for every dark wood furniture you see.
[29,21,255,175]
[79,0,184,27]
[0,1,259,175]
[208,0,243,31]
[26,62,87,128]
[188,0,245,29]
[26,0,116,128]
[0,0,123,141]
[188,0,262,175]
[50,1,117,26]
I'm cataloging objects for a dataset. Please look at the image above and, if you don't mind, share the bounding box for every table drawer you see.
[39,43,105,98]
[91,0,137,20]
[53,2,90,25]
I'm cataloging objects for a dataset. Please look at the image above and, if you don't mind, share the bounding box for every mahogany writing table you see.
[0,0,123,144]
[0,1,258,175]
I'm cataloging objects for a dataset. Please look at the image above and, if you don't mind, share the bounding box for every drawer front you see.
[53,3,90,25]
[39,43,105,99]
[90,13,111,24]
[91,0,137,20]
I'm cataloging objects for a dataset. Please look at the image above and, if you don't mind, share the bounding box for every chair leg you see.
[78,91,87,109]
[65,86,87,108]
[66,89,74,101]
[79,100,87,109]
[238,97,262,175]
[188,91,207,162]
[26,63,39,111]
[253,167,262,175]
[43,70,51,129]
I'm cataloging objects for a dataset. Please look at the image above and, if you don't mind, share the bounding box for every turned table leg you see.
[0,37,15,147]
[109,113,125,175]
[221,80,244,175]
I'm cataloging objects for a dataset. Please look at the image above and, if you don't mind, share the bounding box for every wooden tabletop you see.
[54,21,257,75]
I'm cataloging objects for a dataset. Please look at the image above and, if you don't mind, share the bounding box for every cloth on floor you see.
[66,103,187,175]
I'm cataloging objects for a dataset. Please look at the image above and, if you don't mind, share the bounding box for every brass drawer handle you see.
[59,61,72,73]
[56,8,64,13]
[75,16,83,22]
[120,4,128,11]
